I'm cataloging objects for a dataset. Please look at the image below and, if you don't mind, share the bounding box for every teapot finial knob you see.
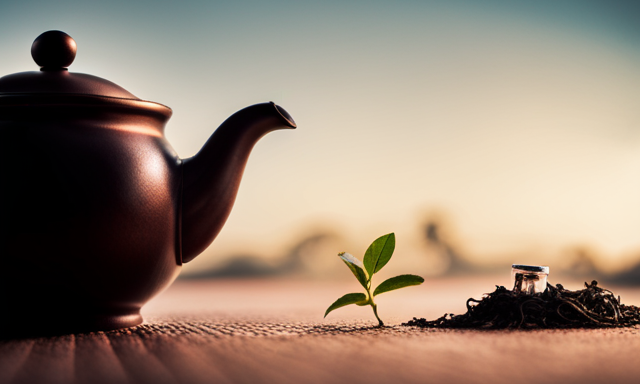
[31,30,77,71]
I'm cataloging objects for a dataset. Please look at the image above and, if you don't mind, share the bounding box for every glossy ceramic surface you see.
[0,31,295,337]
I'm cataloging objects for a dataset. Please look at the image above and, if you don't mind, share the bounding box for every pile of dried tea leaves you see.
[404,281,640,329]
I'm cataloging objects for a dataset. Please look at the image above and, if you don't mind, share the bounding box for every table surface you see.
[1,276,639,384]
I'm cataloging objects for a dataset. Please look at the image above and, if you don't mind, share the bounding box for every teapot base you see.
[0,308,144,339]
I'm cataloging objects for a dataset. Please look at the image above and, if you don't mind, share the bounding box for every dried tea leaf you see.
[404,281,640,329]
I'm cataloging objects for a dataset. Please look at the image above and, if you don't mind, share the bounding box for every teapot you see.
[0,31,296,337]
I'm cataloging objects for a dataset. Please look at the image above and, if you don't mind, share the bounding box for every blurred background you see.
[1,0,639,285]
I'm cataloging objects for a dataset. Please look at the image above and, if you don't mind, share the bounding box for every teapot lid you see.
[0,31,139,99]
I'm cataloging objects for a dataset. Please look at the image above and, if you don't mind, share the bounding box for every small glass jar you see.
[511,264,549,294]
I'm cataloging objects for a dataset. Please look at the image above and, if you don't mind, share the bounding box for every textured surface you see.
[1,278,639,384]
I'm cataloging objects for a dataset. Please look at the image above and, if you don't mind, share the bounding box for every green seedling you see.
[324,233,424,326]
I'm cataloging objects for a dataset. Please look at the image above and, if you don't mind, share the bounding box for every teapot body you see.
[0,95,181,335]
[0,31,297,337]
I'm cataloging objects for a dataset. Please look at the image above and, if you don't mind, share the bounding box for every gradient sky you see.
[1,0,639,273]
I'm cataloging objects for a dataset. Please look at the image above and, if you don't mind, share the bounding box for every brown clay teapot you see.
[0,31,296,337]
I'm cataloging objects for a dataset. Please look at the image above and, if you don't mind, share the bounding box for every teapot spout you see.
[180,102,296,263]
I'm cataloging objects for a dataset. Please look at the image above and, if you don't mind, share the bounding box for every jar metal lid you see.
[512,264,549,274]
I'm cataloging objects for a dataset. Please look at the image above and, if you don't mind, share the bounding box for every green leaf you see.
[339,252,368,289]
[373,274,424,296]
[363,233,396,277]
[324,293,368,318]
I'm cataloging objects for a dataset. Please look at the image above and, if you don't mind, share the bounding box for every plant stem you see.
[366,280,384,326]
[372,303,384,327]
